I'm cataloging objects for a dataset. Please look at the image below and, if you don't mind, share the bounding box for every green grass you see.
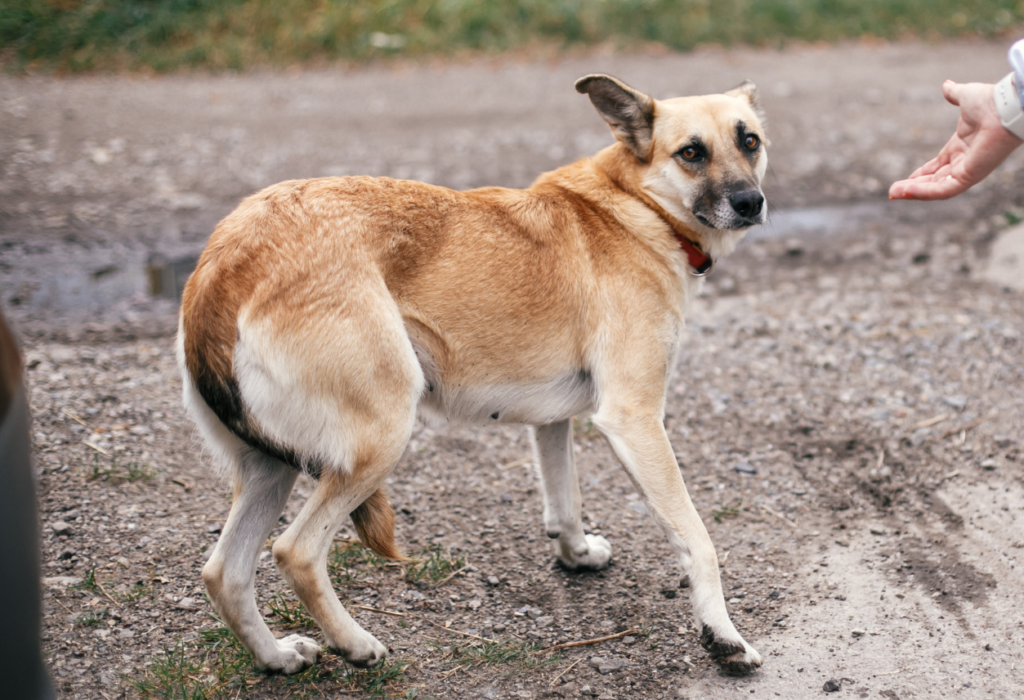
[85,455,155,484]
[267,593,317,629]
[328,539,391,588]
[712,499,743,523]
[131,624,410,699]
[72,566,99,592]
[404,545,466,585]
[3,0,1023,73]
[73,608,108,627]
[443,639,554,670]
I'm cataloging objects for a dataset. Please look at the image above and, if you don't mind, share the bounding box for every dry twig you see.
[95,579,122,609]
[540,627,638,653]
[913,413,948,430]
[942,418,982,438]
[499,457,532,471]
[549,657,584,685]
[759,503,797,529]
[84,441,109,455]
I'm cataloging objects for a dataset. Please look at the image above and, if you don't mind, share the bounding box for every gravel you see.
[5,39,1024,700]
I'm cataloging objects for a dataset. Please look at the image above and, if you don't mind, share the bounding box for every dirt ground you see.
[3,39,1024,700]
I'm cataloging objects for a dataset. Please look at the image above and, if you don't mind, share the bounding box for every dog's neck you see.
[587,146,713,273]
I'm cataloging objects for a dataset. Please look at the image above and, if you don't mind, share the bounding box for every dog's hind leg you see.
[532,420,611,570]
[272,464,405,667]
[201,450,318,674]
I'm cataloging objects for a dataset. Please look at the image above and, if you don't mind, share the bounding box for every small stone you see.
[851,629,866,637]
[661,588,678,599]
[176,597,198,611]
[43,576,82,589]
[589,656,628,674]
[492,623,506,633]
[622,635,636,645]
[487,575,500,586]
[118,629,135,639]
[534,616,553,628]
[942,395,967,409]
[526,607,543,620]
[206,523,222,533]
[579,686,595,697]
[51,521,72,536]
[823,678,842,692]
[480,687,499,700]
[500,493,513,503]
[734,461,757,475]
[980,459,998,471]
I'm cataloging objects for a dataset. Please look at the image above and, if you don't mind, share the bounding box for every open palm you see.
[889,81,1022,200]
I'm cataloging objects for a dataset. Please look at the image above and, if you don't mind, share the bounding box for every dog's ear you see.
[726,80,767,125]
[576,74,656,162]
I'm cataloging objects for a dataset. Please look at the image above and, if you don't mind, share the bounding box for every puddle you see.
[0,198,970,320]
[752,198,964,240]
[2,245,199,320]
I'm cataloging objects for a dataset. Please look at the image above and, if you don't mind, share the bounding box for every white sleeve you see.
[1009,39,1024,108]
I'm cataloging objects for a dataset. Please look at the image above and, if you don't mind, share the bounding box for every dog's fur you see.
[178,75,769,676]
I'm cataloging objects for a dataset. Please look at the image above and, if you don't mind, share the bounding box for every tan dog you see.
[177,74,769,676]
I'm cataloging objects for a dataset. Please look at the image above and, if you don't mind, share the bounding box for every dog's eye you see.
[744,134,760,150]
[680,146,699,161]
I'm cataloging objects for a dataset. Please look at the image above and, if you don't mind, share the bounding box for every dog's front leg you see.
[592,405,762,675]
[532,420,612,570]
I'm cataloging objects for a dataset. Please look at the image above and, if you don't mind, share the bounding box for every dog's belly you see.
[416,365,595,427]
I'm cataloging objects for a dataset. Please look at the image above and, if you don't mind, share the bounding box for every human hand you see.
[889,80,1023,200]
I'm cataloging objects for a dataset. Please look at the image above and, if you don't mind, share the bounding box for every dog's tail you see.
[351,488,408,561]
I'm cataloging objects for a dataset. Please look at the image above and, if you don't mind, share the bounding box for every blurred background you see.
[3,1,1024,337]
[4,0,1024,72]
[8,5,1024,700]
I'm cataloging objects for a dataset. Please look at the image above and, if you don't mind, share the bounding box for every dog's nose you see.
[728,190,764,219]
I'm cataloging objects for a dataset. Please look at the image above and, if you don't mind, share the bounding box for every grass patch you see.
[712,499,743,523]
[267,593,317,630]
[4,1,1024,74]
[118,580,154,603]
[404,545,466,585]
[444,639,553,670]
[328,539,390,586]
[73,608,108,627]
[86,455,155,484]
[132,624,410,699]
[72,566,99,592]
[130,639,211,700]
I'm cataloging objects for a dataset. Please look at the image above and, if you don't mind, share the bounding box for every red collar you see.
[674,233,713,276]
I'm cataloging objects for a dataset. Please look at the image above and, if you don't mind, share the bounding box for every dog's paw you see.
[331,627,387,668]
[699,624,762,676]
[558,534,612,571]
[263,634,320,674]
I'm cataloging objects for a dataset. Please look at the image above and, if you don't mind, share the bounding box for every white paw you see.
[699,624,761,676]
[331,627,387,668]
[264,634,320,674]
[558,534,612,571]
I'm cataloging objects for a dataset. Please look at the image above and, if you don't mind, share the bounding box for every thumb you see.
[943,80,962,106]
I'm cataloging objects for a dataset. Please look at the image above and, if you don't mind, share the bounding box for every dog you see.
[177,74,769,676]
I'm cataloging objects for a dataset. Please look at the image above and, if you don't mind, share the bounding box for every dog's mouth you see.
[694,213,762,230]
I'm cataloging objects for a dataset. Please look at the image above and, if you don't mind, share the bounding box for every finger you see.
[943,80,961,107]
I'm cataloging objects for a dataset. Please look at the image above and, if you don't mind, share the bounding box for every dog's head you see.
[576,75,768,256]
